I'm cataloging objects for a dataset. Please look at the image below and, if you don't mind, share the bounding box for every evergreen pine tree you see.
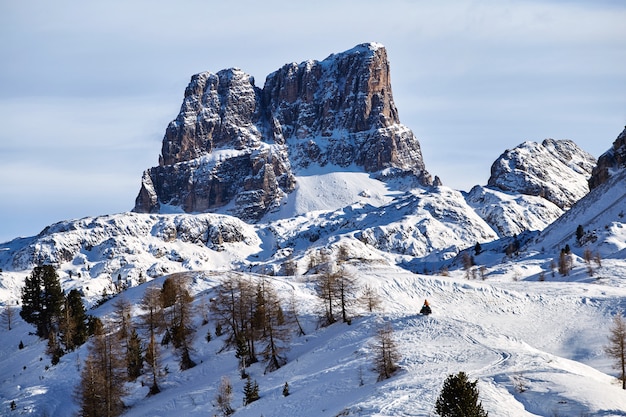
[435,372,488,417]
[41,265,64,337]
[235,336,251,369]
[160,277,178,308]
[576,224,585,243]
[21,265,64,338]
[60,289,89,351]
[243,377,260,405]
[20,266,45,332]
[68,289,89,345]
[126,328,143,381]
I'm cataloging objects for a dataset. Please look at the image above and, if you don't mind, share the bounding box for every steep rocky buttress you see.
[134,43,433,221]
[588,126,626,189]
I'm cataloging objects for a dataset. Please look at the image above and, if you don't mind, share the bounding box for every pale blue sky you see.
[1,0,625,242]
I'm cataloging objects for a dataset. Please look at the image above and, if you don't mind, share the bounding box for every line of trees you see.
[15,261,496,415]
[310,248,380,326]
[211,275,291,373]
[15,261,488,416]
[20,265,92,364]
[76,274,198,416]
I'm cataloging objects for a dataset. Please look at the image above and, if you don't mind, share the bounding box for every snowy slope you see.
[465,186,564,238]
[2,261,626,417]
[0,213,262,306]
[528,167,626,259]
[0,175,501,305]
[264,166,404,221]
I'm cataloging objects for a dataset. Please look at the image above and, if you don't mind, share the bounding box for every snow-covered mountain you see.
[1,43,626,416]
[134,43,434,221]
[0,213,261,306]
[1,145,625,415]
[487,139,596,210]
[458,138,597,241]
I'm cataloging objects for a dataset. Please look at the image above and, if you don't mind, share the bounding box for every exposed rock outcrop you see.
[588,126,626,189]
[134,43,432,221]
[487,139,596,209]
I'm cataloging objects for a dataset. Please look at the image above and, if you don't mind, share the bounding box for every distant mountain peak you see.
[487,138,596,209]
[134,43,432,221]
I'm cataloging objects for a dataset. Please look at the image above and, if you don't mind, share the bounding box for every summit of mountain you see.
[486,139,596,210]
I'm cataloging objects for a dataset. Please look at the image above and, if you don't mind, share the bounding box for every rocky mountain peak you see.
[588,126,626,189]
[159,68,263,166]
[134,43,432,220]
[487,139,596,209]
[263,42,398,136]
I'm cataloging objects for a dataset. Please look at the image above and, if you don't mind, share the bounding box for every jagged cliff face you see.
[134,68,294,220]
[134,43,432,220]
[487,139,596,209]
[588,126,626,189]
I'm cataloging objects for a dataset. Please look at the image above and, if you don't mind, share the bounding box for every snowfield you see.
[2,260,626,416]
